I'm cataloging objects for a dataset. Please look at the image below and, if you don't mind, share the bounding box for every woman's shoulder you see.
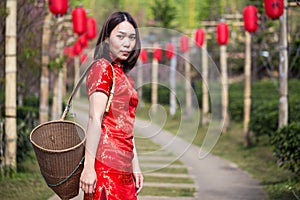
[93,58,112,68]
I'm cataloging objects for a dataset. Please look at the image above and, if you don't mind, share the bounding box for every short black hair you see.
[94,11,141,73]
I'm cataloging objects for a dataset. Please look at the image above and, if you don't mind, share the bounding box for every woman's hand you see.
[133,169,144,195]
[80,166,97,194]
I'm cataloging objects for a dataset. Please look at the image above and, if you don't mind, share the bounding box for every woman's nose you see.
[123,37,130,47]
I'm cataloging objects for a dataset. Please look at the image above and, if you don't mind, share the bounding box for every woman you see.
[80,11,143,200]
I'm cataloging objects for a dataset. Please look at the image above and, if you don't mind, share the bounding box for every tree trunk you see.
[279,0,288,128]
[5,0,17,172]
[220,45,229,132]
[244,31,251,146]
[39,12,52,123]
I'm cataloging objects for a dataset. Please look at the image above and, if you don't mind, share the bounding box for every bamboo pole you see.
[5,0,17,171]
[74,56,80,99]
[279,0,289,128]
[169,41,177,116]
[151,55,158,113]
[137,59,143,107]
[244,31,251,146]
[39,12,52,123]
[184,52,192,116]
[202,40,209,125]
[220,45,229,132]
[52,18,64,120]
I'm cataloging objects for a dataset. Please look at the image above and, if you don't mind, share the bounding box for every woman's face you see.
[108,21,136,61]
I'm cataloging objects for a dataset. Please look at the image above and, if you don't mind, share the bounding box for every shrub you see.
[270,122,300,175]
[249,100,278,139]
[16,95,39,169]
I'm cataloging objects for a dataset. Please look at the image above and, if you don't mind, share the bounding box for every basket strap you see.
[61,59,116,120]
[46,157,85,187]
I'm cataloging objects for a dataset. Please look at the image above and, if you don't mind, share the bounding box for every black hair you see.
[94,11,141,73]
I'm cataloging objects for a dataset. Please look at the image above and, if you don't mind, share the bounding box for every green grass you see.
[0,159,54,200]
[144,176,194,184]
[136,104,300,200]
[139,186,195,197]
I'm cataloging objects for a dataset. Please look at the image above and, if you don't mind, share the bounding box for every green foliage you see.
[249,100,278,138]
[48,56,66,71]
[270,122,300,175]
[150,0,177,28]
[16,96,39,169]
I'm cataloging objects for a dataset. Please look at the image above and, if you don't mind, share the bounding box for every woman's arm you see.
[132,138,144,195]
[80,92,108,194]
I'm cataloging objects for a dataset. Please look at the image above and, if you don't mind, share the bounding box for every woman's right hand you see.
[80,166,97,194]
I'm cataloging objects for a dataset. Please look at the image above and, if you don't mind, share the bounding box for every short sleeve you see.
[86,59,113,97]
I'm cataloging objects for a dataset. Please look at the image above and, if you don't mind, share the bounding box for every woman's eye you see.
[129,35,136,41]
[117,35,124,39]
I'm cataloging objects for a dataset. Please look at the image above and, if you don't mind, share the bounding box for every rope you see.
[46,157,85,187]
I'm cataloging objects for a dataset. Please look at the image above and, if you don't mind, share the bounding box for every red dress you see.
[85,58,139,200]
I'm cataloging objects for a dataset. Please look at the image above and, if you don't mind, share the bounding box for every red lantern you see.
[87,18,97,40]
[79,34,88,48]
[194,29,205,47]
[73,41,82,55]
[80,53,87,63]
[243,6,259,33]
[166,43,175,59]
[72,7,87,35]
[180,36,189,53]
[153,48,162,61]
[264,0,284,19]
[48,0,68,16]
[216,22,229,45]
[140,49,148,63]
[63,46,74,57]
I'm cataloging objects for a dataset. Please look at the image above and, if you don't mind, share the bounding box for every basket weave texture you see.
[30,120,86,200]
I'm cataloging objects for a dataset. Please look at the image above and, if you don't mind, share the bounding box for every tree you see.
[150,0,176,28]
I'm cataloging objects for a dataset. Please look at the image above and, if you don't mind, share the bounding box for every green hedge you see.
[271,122,300,175]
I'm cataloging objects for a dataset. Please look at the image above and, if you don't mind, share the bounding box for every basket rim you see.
[30,119,86,153]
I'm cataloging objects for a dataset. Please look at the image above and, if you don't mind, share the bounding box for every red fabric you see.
[85,58,139,200]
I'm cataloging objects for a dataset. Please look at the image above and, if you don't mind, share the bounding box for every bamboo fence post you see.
[151,51,158,113]
[279,0,289,128]
[39,12,52,123]
[5,0,17,171]
[244,31,251,146]
[220,45,229,132]
[184,51,192,116]
[202,40,209,125]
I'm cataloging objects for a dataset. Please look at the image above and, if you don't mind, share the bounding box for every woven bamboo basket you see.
[30,120,86,200]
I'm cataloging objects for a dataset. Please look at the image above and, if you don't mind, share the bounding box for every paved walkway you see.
[49,102,266,200]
